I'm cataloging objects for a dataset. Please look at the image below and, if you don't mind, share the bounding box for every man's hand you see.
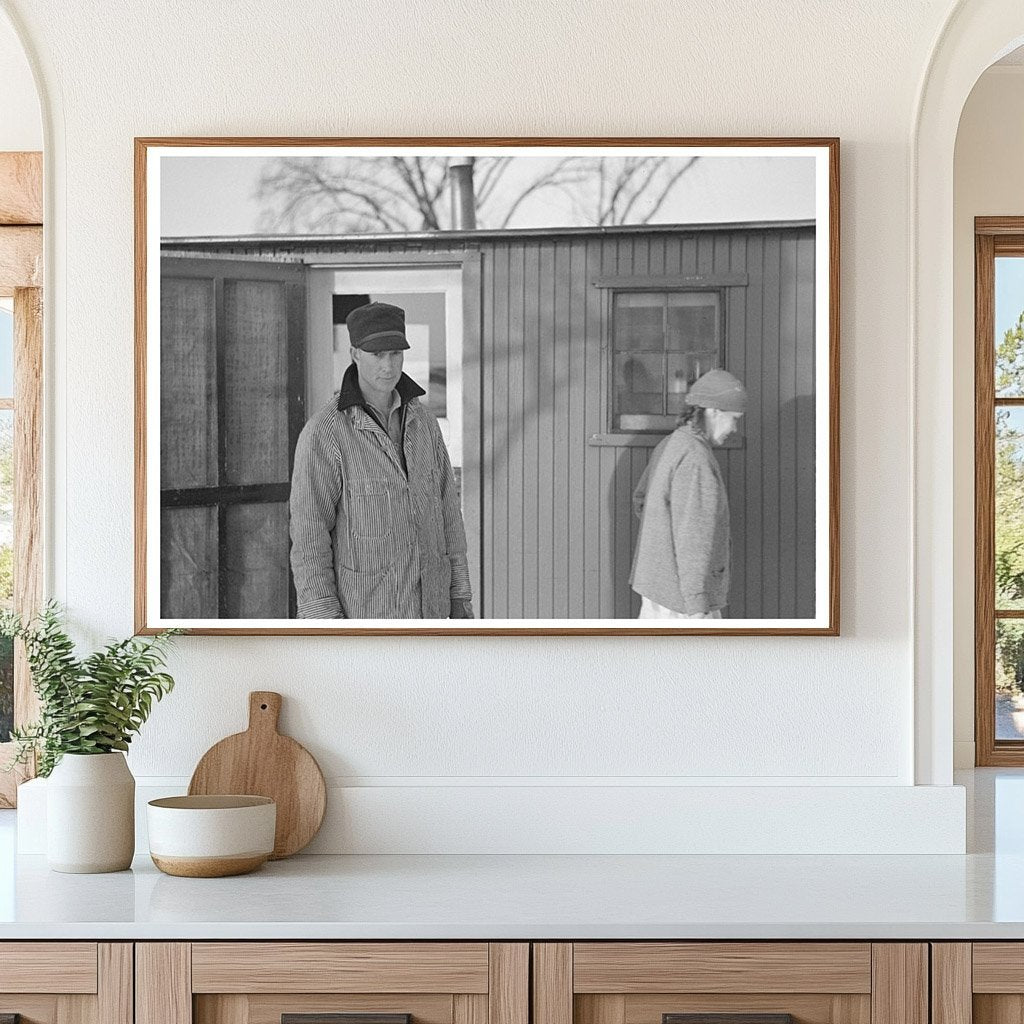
[449,599,474,619]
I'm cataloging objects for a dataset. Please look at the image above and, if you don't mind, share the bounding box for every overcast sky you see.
[160,153,817,237]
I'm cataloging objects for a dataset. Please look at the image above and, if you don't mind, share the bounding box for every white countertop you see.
[0,849,1021,940]
[1,768,1022,941]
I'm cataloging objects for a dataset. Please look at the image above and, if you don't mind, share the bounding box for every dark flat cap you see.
[346,301,410,352]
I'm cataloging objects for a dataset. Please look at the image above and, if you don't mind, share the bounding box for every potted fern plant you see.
[2,603,179,873]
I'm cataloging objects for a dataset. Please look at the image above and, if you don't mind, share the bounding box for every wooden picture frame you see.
[135,137,840,636]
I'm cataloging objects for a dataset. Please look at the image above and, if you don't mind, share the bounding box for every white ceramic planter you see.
[46,752,135,873]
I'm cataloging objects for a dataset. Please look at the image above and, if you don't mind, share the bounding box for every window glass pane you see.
[0,408,11,742]
[666,292,719,357]
[997,620,1024,740]
[0,306,13,398]
[996,256,1024,397]
[614,352,665,416]
[614,293,664,351]
[997,407,1024,610]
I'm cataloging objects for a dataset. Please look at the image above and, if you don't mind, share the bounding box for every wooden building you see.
[160,220,816,620]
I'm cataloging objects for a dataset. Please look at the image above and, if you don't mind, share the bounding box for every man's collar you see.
[337,361,426,413]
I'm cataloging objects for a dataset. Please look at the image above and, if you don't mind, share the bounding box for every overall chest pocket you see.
[348,479,392,539]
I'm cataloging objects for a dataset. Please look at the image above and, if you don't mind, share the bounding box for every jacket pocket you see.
[348,479,392,539]
[338,564,398,618]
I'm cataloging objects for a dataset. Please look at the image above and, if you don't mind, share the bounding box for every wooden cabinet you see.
[0,938,957,1024]
[933,943,1023,1024]
[0,943,132,1024]
[532,943,928,1024]
[136,944,528,1024]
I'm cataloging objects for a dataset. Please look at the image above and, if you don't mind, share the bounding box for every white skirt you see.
[638,597,722,620]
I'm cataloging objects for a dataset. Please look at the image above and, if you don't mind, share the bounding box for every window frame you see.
[591,272,746,449]
[609,287,725,435]
[0,151,43,808]
[975,218,1024,765]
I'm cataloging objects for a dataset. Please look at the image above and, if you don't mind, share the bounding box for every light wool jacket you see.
[630,424,731,615]
[289,366,472,619]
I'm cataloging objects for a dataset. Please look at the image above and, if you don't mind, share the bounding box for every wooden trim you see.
[14,287,42,726]
[0,226,42,295]
[969,942,1024,991]
[574,995,624,1024]
[931,944,972,1024]
[592,274,749,289]
[533,944,572,1024]
[488,943,529,1024]
[977,217,1024,235]
[0,746,31,807]
[0,942,98,993]
[135,136,840,636]
[139,137,841,149]
[134,139,149,634]
[572,943,871,994]
[191,942,489,994]
[98,944,133,1024]
[827,137,841,638]
[976,227,1004,765]
[870,945,928,1024]
[136,943,191,1024]
[453,995,488,1024]
[973,223,1024,758]
[0,153,42,226]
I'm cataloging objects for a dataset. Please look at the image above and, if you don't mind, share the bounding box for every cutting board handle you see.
[248,691,282,734]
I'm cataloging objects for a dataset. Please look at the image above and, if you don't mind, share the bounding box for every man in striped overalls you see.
[289,302,474,619]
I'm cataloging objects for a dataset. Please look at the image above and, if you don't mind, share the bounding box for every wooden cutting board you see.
[188,691,327,859]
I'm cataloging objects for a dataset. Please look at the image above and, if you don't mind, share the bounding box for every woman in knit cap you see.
[630,368,747,619]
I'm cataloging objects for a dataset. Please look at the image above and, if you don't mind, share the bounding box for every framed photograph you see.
[135,137,839,635]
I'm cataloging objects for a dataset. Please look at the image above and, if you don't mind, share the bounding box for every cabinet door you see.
[137,943,528,1024]
[0,943,131,1024]
[947,943,1024,1024]
[533,944,928,1024]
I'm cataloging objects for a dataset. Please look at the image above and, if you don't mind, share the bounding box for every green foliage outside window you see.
[996,311,1024,693]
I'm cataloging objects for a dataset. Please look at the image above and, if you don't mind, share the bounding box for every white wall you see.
[0,0,974,852]
[0,7,39,151]
[952,66,1024,768]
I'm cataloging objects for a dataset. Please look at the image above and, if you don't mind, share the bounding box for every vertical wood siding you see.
[167,225,816,620]
[465,226,816,619]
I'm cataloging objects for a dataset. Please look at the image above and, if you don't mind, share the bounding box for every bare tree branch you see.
[255,154,702,234]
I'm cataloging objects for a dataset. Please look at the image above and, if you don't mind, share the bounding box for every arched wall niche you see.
[914,0,1024,785]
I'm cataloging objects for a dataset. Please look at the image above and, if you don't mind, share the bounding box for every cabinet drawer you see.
[534,943,926,1024]
[0,943,130,1024]
[572,944,872,994]
[139,942,528,1024]
[0,942,98,994]
[191,943,491,994]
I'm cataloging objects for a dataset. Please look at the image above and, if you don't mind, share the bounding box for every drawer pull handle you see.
[1,1016,21,1024]
[283,1016,411,1024]
[664,1016,795,1024]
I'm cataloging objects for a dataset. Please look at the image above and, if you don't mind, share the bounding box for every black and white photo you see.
[136,139,839,634]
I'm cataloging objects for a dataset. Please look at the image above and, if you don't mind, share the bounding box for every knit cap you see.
[685,368,747,413]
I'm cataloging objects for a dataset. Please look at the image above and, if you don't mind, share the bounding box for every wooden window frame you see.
[0,151,43,807]
[595,275,742,450]
[974,217,1024,765]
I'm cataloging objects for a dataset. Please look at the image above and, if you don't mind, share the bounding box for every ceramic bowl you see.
[147,795,276,877]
